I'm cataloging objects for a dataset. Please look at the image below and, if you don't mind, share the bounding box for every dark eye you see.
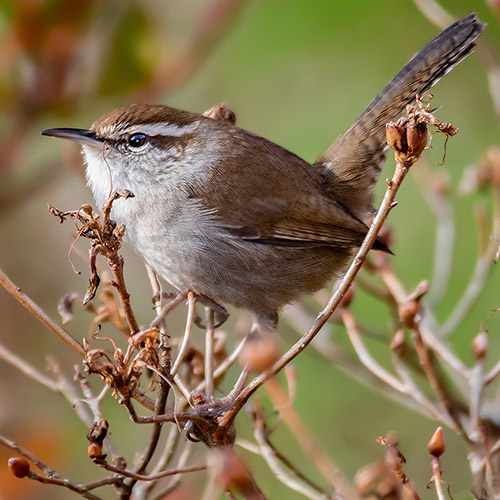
[128,133,148,148]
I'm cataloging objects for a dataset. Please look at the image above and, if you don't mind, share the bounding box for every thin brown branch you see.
[430,456,446,500]
[126,273,171,490]
[171,292,196,376]
[379,265,470,376]
[96,459,206,481]
[0,434,59,477]
[251,429,333,499]
[83,477,122,491]
[0,268,86,358]
[27,470,105,500]
[391,354,456,428]
[107,252,139,335]
[253,420,329,500]
[412,162,454,306]
[148,441,194,500]
[263,377,354,497]
[341,309,407,393]
[195,336,247,393]
[205,307,216,396]
[0,343,58,390]
[438,193,500,338]
[411,326,470,442]
[150,290,189,329]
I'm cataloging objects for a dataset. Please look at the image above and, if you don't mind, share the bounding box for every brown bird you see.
[42,14,485,333]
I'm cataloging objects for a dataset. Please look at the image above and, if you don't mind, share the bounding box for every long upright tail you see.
[317,13,485,220]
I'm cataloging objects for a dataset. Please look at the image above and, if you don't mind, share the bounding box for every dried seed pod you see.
[406,121,427,157]
[88,442,103,459]
[87,419,109,444]
[240,334,281,372]
[8,457,30,478]
[386,122,406,153]
[428,427,445,457]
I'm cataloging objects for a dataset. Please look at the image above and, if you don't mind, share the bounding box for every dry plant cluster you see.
[2,1,500,499]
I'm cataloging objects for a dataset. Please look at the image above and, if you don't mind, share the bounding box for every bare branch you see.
[205,307,215,396]
[0,268,86,358]
[171,292,196,377]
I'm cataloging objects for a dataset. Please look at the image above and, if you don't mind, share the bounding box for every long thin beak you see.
[41,128,103,148]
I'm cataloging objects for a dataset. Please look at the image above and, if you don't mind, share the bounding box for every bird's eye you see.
[128,133,148,148]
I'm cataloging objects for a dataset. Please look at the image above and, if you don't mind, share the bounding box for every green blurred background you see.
[1,0,499,498]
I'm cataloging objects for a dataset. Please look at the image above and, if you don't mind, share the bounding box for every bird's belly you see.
[134,230,350,314]
[121,201,351,314]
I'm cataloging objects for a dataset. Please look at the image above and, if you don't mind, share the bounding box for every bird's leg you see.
[149,290,189,328]
[192,294,229,328]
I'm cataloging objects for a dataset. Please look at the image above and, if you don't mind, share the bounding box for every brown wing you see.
[189,125,389,251]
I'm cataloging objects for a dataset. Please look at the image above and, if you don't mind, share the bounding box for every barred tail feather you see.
[318,13,485,220]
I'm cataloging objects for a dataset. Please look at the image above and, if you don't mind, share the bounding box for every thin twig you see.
[412,326,470,442]
[205,307,215,396]
[412,163,454,306]
[485,359,500,386]
[430,456,446,500]
[261,436,332,498]
[107,253,139,335]
[284,306,435,416]
[96,459,206,481]
[253,421,330,500]
[75,370,119,458]
[391,355,456,428]
[0,268,86,357]
[27,470,104,500]
[412,0,454,29]
[438,251,496,338]
[171,292,196,376]
[150,290,189,329]
[342,309,407,393]
[378,265,470,376]
[150,441,194,500]
[0,434,59,477]
[263,377,353,497]
[437,193,500,338]
[0,343,57,390]
[195,336,247,393]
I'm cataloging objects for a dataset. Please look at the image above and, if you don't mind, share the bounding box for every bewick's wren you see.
[43,14,484,332]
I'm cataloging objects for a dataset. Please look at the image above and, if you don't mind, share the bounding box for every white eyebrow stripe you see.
[130,122,200,137]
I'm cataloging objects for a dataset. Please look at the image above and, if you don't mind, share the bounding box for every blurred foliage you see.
[1,0,500,499]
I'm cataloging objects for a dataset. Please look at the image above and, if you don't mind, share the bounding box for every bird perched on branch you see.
[43,14,485,333]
